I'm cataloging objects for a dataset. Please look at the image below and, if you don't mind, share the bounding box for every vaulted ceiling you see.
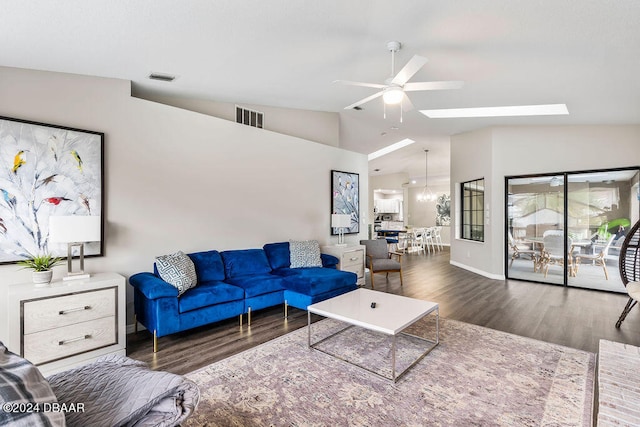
[2,1,639,183]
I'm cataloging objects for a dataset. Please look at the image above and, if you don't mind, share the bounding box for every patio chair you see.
[540,234,575,277]
[575,235,616,279]
[508,231,539,271]
[360,239,403,289]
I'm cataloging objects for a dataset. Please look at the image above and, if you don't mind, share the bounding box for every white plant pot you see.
[32,270,53,286]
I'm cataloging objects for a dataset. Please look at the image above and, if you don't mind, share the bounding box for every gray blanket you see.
[47,354,199,427]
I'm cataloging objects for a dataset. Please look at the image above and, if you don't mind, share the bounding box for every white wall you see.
[0,66,368,340]
[450,125,640,279]
[135,93,340,148]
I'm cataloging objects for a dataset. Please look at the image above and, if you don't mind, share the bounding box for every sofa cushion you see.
[178,280,244,313]
[289,240,322,268]
[188,250,225,282]
[155,251,197,296]
[279,268,357,296]
[263,242,290,270]
[221,249,272,278]
[0,342,65,427]
[225,274,285,298]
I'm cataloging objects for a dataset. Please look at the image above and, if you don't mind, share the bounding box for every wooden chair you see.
[540,234,575,277]
[615,220,640,328]
[508,231,539,271]
[575,235,616,279]
[360,239,403,289]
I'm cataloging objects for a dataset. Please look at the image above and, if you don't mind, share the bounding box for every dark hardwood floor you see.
[127,248,640,375]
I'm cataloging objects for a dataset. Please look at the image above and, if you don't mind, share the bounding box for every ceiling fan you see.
[334,41,464,112]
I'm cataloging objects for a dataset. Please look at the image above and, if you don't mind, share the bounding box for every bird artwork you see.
[1,189,17,214]
[44,197,71,205]
[71,150,83,172]
[79,194,91,214]
[39,174,58,187]
[0,218,6,234]
[48,135,59,161]
[12,151,25,174]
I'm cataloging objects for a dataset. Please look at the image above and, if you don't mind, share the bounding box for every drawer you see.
[23,287,116,334]
[341,250,364,268]
[342,263,364,278]
[23,316,117,365]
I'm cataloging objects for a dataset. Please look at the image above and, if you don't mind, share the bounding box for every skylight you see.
[419,104,569,118]
[368,138,415,161]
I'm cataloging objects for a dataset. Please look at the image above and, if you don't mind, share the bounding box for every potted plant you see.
[18,253,63,286]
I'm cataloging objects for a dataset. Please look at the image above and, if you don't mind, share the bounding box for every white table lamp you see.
[331,214,351,246]
[49,215,101,281]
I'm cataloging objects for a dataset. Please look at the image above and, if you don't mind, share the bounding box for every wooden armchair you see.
[360,239,403,289]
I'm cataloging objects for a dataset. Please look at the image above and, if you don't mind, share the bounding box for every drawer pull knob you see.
[349,257,358,261]
[59,306,91,315]
[58,335,91,346]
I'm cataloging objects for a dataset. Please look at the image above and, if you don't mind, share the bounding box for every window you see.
[461,178,485,242]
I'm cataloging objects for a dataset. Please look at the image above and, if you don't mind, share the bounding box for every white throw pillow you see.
[289,240,322,268]
[155,251,197,296]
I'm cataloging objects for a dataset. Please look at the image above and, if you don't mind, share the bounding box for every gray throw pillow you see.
[0,342,65,427]
[155,251,197,296]
[289,240,322,268]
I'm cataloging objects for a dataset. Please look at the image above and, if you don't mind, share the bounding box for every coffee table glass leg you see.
[308,310,311,347]
[436,308,440,344]
[392,335,397,382]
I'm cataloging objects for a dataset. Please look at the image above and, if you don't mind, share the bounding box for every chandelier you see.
[417,149,436,202]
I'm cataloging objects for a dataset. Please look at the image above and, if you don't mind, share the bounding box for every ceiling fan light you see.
[383,87,403,105]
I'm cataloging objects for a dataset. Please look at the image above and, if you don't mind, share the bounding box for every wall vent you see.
[148,73,176,82]
[236,106,263,129]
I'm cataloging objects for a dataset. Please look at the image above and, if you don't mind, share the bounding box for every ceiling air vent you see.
[236,106,263,129]
[148,73,176,82]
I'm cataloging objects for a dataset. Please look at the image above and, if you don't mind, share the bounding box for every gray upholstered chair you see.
[360,239,403,289]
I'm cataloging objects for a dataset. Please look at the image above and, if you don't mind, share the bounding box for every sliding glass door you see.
[506,168,640,292]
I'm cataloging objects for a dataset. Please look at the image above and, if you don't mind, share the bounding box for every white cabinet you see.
[375,199,400,214]
[322,245,366,287]
[6,272,126,376]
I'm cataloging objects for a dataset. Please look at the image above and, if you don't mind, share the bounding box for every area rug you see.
[185,317,595,426]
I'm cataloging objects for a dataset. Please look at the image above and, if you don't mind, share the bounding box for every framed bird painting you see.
[331,170,359,235]
[0,116,104,264]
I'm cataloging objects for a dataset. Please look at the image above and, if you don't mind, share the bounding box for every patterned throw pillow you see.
[289,240,322,268]
[155,251,197,296]
[0,342,65,426]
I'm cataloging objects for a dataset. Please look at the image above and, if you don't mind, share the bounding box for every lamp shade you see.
[331,214,351,228]
[49,216,101,243]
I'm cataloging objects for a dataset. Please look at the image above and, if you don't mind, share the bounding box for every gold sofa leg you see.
[153,330,158,353]
[284,300,288,319]
[248,307,252,327]
[239,313,243,327]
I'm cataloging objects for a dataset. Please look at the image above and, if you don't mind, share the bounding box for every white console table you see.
[5,272,126,376]
[322,245,366,287]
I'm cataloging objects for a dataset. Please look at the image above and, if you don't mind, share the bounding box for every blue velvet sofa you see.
[129,242,357,351]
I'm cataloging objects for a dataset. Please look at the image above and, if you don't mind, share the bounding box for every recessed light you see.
[368,138,415,161]
[420,104,569,118]
[148,72,176,82]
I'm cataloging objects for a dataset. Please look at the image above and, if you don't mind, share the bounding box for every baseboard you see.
[449,260,505,281]
[126,323,147,334]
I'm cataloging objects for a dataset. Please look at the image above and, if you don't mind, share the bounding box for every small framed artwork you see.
[0,116,104,264]
[331,170,359,235]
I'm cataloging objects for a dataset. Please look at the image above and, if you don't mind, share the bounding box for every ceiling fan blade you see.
[402,94,414,112]
[391,55,428,86]
[333,80,386,89]
[344,91,384,110]
[404,81,464,91]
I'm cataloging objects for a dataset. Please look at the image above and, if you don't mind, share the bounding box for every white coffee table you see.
[307,288,439,382]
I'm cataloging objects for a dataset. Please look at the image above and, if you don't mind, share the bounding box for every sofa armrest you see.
[129,272,179,299]
[321,253,339,268]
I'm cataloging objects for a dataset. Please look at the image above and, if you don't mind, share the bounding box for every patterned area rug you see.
[185,317,595,426]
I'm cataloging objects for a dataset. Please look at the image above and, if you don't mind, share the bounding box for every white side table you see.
[5,272,126,376]
[322,245,366,286]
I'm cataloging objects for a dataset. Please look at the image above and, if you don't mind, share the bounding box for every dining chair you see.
[541,234,575,277]
[410,227,425,254]
[359,239,403,289]
[508,231,539,271]
[574,235,616,279]
[433,226,443,251]
[615,220,640,328]
[423,227,435,254]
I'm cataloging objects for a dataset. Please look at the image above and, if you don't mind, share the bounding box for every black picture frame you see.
[331,170,359,235]
[0,116,104,264]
